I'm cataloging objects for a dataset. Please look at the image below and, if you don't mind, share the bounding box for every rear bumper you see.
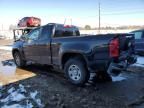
[87,54,137,74]
[107,55,137,76]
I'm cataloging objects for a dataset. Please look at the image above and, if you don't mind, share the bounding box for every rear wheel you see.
[13,52,26,68]
[64,58,90,86]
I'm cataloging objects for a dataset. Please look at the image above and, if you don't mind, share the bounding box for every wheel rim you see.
[68,64,81,81]
[15,53,20,66]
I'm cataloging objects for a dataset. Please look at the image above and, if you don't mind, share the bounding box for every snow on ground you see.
[0,84,44,108]
[2,104,25,108]
[30,91,44,108]
[1,102,33,108]
[112,74,126,82]
[136,56,144,64]
[0,46,12,51]
[133,56,144,67]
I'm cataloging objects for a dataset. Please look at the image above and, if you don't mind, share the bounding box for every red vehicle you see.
[18,17,41,27]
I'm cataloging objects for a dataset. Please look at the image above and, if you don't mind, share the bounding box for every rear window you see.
[54,25,80,38]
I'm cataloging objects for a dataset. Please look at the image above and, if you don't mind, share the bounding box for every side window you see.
[27,28,40,40]
[134,31,142,39]
[54,26,63,37]
[39,25,52,40]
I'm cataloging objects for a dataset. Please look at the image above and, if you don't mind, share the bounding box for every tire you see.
[13,51,26,68]
[64,58,90,86]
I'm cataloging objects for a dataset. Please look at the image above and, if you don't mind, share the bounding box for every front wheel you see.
[64,58,90,86]
[13,52,26,68]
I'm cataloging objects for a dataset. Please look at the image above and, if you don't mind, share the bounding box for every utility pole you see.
[1,24,3,31]
[71,18,72,26]
[64,18,66,25]
[98,0,101,34]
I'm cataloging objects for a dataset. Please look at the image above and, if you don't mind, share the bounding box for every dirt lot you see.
[0,40,144,108]
[0,39,13,46]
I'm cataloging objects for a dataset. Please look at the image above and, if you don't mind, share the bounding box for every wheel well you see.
[62,53,87,69]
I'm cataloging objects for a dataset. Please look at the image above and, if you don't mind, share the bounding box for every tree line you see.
[9,24,144,30]
[80,25,144,30]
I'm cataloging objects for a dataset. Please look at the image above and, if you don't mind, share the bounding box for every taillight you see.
[109,38,119,57]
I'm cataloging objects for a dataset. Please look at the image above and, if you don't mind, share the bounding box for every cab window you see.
[54,25,80,38]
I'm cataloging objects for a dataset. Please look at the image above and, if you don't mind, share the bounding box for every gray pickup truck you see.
[12,23,136,85]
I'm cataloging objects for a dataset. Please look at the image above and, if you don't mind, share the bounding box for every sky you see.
[0,0,144,29]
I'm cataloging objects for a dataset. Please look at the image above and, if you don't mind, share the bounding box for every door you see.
[23,28,41,62]
[35,25,52,64]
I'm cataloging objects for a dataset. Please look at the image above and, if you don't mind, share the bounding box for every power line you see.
[101,10,144,16]
[71,10,144,19]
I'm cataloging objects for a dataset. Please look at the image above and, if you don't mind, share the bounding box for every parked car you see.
[18,17,41,27]
[130,29,144,55]
[12,23,136,85]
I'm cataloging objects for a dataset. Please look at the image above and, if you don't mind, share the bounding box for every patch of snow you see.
[1,86,27,103]
[1,104,24,108]
[8,87,15,94]
[0,46,12,51]
[137,56,144,64]
[26,85,31,88]
[132,56,144,67]
[112,75,126,82]
[0,85,44,108]
[30,91,38,99]
[30,91,44,108]
[1,91,25,103]
[26,100,33,108]
[2,102,33,108]
[35,98,44,107]
[18,84,26,93]
[132,63,144,67]
[7,61,16,66]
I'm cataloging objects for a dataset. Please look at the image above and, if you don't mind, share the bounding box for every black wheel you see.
[13,51,26,68]
[64,58,90,86]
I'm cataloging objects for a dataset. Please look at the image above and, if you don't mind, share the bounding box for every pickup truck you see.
[12,23,136,85]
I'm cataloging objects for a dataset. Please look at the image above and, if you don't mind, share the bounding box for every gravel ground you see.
[0,40,144,108]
